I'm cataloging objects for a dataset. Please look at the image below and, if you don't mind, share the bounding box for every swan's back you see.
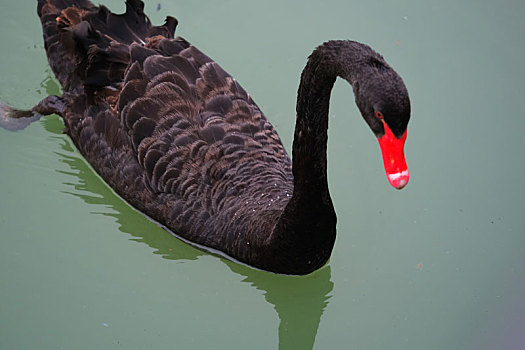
[38,0,293,252]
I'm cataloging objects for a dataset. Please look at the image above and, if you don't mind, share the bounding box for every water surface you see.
[1,0,524,349]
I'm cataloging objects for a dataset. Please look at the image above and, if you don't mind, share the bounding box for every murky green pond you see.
[1,0,524,349]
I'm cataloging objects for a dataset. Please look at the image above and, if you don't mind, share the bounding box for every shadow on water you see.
[41,76,333,350]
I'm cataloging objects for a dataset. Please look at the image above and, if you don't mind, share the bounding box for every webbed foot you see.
[0,95,65,131]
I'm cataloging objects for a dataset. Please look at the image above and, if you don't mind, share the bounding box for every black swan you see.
[1,0,411,274]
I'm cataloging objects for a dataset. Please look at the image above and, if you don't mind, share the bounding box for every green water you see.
[1,0,524,349]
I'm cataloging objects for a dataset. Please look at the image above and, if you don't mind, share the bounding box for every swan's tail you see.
[0,0,179,131]
[37,0,177,92]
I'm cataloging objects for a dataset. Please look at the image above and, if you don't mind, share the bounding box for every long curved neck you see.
[268,42,362,274]
[293,46,338,193]
[292,41,366,192]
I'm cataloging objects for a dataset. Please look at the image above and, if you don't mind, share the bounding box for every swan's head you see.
[352,56,411,189]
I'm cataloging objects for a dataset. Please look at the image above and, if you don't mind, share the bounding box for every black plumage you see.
[19,0,411,274]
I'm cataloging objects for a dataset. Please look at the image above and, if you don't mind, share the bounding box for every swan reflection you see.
[42,105,333,350]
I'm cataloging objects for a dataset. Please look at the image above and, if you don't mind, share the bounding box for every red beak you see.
[377,121,409,189]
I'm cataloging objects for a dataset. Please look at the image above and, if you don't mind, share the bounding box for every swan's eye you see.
[375,111,384,119]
